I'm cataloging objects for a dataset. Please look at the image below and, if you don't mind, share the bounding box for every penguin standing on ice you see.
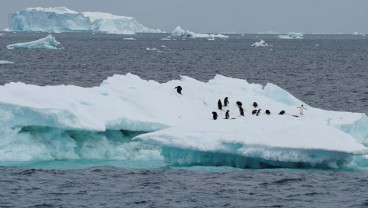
[297,104,307,116]
[253,102,258,109]
[174,86,182,95]
[279,110,286,115]
[239,107,244,116]
[212,112,218,120]
[225,110,230,119]
[256,109,262,116]
[265,110,271,115]
[252,109,257,115]
[224,97,229,107]
[218,99,223,110]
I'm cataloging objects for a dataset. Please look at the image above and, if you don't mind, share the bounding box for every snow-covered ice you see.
[0,74,367,168]
[278,32,303,39]
[6,35,60,49]
[8,7,162,34]
[171,26,229,39]
[251,40,269,47]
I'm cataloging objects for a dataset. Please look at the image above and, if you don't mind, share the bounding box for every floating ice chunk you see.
[146,47,158,51]
[161,37,171,41]
[123,37,136,40]
[278,32,303,39]
[6,35,60,49]
[171,26,229,39]
[3,28,10,32]
[251,39,269,47]
[353,32,365,37]
[0,60,14,65]
[0,73,367,168]
[8,7,162,34]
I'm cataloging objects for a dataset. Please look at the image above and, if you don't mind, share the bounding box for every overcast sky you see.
[1,0,367,33]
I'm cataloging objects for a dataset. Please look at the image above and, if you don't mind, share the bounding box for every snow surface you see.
[278,32,304,39]
[171,26,229,39]
[0,74,367,168]
[6,35,60,49]
[8,7,162,34]
[0,60,14,65]
[251,40,268,47]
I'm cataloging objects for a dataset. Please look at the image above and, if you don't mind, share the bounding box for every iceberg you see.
[353,32,365,37]
[251,40,269,47]
[8,7,162,34]
[0,74,367,168]
[171,26,229,39]
[278,32,303,39]
[0,60,14,65]
[6,35,60,49]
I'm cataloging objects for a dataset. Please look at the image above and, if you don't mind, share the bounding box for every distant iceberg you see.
[0,73,367,168]
[0,60,14,65]
[251,40,268,47]
[171,26,229,39]
[278,32,303,39]
[8,7,162,34]
[6,35,60,49]
[353,32,365,37]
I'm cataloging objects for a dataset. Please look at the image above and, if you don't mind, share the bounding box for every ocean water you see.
[0,33,368,207]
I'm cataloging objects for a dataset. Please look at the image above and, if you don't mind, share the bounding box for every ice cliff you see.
[8,7,162,34]
[0,74,367,168]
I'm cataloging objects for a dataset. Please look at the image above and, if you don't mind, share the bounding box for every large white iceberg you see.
[8,7,162,34]
[6,35,60,49]
[278,32,304,39]
[0,74,367,168]
[171,26,229,39]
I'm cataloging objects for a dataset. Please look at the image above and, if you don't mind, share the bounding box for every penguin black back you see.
[236,101,242,107]
[174,86,182,94]
[252,109,257,115]
[225,110,230,119]
[239,107,244,116]
[265,110,271,115]
[212,111,218,120]
[279,110,285,115]
[256,109,262,116]
[224,97,229,107]
[218,99,223,110]
[253,102,258,108]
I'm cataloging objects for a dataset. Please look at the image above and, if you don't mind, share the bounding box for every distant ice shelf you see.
[8,7,162,34]
[278,32,303,39]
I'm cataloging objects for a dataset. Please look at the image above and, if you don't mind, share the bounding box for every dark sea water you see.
[0,33,368,207]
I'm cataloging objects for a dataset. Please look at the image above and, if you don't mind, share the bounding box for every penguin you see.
[225,110,230,119]
[279,110,285,115]
[256,109,262,116]
[212,112,218,120]
[236,101,242,107]
[253,102,258,108]
[252,109,257,115]
[174,86,182,94]
[224,97,229,107]
[239,107,244,116]
[218,99,223,110]
[265,110,271,115]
